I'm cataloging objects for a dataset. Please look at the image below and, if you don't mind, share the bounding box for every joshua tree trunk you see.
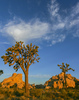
[64,72,67,89]
[25,68,29,96]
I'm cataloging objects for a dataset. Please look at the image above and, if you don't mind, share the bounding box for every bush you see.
[13,90,24,97]
[5,91,12,97]
[30,89,43,97]
[10,83,17,88]
[40,94,52,100]
[0,83,2,87]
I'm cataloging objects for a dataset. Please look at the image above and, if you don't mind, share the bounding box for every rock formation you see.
[1,73,24,89]
[44,72,79,89]
[1,73,35,89]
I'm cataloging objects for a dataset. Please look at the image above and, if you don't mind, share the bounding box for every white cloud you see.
[69,18,79,27]
[52,23,65,30]
[49,0,59,16]
[73,30,79,37]
[48,0,61,22]
[71,2,79,17]
[1,19,49,43]
[50,34,66,46]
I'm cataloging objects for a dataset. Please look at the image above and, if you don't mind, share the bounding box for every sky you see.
[0,0,79,85]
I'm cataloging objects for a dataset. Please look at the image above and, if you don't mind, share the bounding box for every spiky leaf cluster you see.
[0,70,3,75]
[58,62,75,73]
[1,41,40,72]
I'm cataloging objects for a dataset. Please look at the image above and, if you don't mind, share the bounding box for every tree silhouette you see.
[1,41,40,96]
[58,62,75,88]
[0,70,3,75]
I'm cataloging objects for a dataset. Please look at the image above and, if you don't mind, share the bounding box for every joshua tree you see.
[58,63,75,88]
[1,41,40,96]
[0,70,3,75]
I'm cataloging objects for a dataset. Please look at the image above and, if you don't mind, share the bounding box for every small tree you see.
[58,63,75,88]
[1,41,40,96]
[0,70,3,75]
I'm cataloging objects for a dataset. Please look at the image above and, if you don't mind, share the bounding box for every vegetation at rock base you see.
[1,41,40,96]
[0,86,79,100]
[58,63,75,89]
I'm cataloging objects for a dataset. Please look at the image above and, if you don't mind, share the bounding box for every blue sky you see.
[0,0,79,84]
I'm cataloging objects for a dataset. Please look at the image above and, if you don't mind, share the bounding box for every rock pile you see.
[1,73,35,89]
[1,73,24,89]
[44,72,79,89]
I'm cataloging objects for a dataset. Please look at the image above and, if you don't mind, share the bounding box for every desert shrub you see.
[13,90,24,97]
[35,84,45,89]
[20,96,26,100]
[40,94,52,100]
[0,88,6,94]
[73,92,79,99]
[52,94,55,99]
[30,89,43,97]
[5,91,12,97]
[0,94,5,100]
[39,90,56,99]
[58,92,67,99]
[39,95,46,100]
[10,83,17,88]
[59,88,66,92]
[11,97,21,100]
[0,83,2,87]
[56,97,63,100]
[67,92,74,97]
[44,92,53,98]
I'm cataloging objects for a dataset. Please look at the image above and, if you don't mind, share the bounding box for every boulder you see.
[44,72,79,89]
[1,73,24,89]
[53,80,63,89]
[45,86,51,89]
[66,78,75,88]
[52,76,58,80]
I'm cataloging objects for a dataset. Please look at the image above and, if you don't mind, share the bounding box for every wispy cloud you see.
[71,2,79,17]
[48,0,61,22]
[0,42,10,44]
[4,73,12,76]
[29,74,51,78]
[0,0,79,46]
[69,19,79,27]
[51,34,66,45]
[47,0,79,46]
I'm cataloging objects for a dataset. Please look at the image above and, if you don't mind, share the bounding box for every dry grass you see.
[0,86,79,100]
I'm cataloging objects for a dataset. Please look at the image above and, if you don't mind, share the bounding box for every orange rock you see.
[66,78,75,88]
[44,72,78,89]
[1,73,24,89]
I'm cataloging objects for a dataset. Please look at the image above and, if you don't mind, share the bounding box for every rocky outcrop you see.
[1,73,35,89]
[44,72,79,89]
[1,73,24,89]
[66,78,75,88]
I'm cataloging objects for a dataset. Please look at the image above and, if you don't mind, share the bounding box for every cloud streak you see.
[29,74,51,78]
[0,42,10,44]
[0,0,79,46]
[47,0,79,45]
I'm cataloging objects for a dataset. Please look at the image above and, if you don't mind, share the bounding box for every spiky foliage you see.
[58,63,75,88]
[1,41,40,96]
[58,63,75,73]
[0,70,3,75]
[1,41,40,72]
